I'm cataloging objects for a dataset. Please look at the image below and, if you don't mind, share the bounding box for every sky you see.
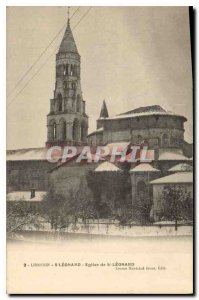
[7,6,193,150]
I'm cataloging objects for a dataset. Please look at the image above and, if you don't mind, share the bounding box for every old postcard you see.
[6,6,193,294]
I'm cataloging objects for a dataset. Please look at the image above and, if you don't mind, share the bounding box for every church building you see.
[7,12,193,222]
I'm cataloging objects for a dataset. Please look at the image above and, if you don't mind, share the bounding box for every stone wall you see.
[7,160,54,192]
[49,161,99,197]
[130,171,160,203]
[102,115,185,147]
[87,132,103,146]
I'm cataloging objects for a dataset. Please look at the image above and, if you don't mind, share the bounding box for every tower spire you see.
[46,7,88,147]
[100,100,109,118]
[67,6,70,25]
[58,9,79,54]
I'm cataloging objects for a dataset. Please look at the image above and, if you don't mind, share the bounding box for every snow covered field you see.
[20,221,193,238]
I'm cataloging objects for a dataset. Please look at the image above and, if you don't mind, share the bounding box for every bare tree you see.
[160,185,193,230]
[42,181,95,231]
[7,201,41,237]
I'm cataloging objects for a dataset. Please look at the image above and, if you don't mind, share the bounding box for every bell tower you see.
[46,15,88,147]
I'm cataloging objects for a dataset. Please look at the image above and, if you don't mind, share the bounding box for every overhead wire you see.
[7,6,80,99]
[7,7,92,108]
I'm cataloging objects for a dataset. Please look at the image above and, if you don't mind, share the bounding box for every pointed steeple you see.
[99,100,109,118]
[58,21,79,54]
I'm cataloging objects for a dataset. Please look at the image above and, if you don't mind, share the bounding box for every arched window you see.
[73,65,77,76]
[70,65,74,76]
[72,82,76,90]
[162,133,170,147]
[81,120,87,142]
[73,118,80,141]
[59,119,66,140]
[53,123,57,140]
[57,93,63,112]
[49,119,57,141]
[66,64,69,76]
[77,95,81,113]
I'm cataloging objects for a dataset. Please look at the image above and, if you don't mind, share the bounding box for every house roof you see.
[168,163,193,172]
[87,127,104,137]
[102,105,187,121]
[150,172,193,185]
[7,147,47,161]
[158,151,189,161]
[130,163,159,173]
[7,191,47,202]
[94,161,122,172]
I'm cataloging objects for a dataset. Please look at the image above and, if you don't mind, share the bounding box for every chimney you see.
[30,188,36,199]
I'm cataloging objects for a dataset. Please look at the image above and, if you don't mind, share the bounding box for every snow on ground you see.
[7,191,47,202]
[19,220,192,238]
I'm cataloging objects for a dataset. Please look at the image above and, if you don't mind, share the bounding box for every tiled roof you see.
[104,105,187,121]
[150,172,193,184]
[94,161,122,172]
[7,147,47,161]
[168,163,193,172]
[130,163,159,172]
[87,127,104,137]
[158,151,189,161]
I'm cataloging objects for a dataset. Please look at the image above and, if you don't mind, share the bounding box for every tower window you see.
[70,65,72,76]
[72,82,76,89]
[77,95,81,113]
[72,118,80,141]
[66,64,69,75]
[53,123,56,139]
[73,65,77,76]
[81,120,87,142]
[57,93,63,112]
[59,119,66,140]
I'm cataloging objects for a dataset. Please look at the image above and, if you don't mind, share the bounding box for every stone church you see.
[7,15,193,221]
